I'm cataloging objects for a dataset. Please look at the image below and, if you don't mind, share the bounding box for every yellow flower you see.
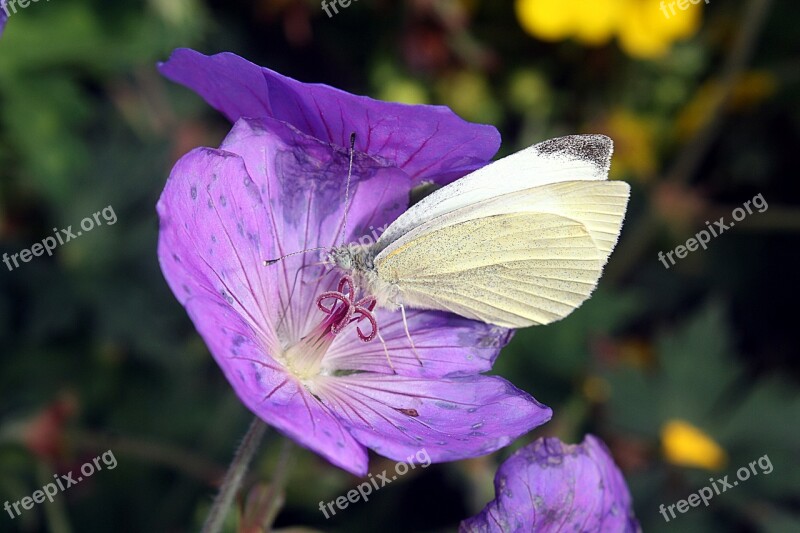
[515,0,575,42]
[617,0,702,58]
[515,0,703,59]
[661,419,728,470]
[572,0,624,45]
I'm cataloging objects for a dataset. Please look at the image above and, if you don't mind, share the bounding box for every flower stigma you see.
[283,276,378,380]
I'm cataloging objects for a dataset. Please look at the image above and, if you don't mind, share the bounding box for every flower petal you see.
[315,375,551,463]
[157,146,371,474]
[159,48,501,184]
[0,2,7,37]
[324,308,513,378]
[217,117,410,341]
[159,118,410,347]
[158,146,283,352]
[185,294,369,475]
[460,435,640,533]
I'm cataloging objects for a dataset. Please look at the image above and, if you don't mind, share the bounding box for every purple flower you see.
[460,435,640,533]
[158,48,500,186]
[157,51,552,476]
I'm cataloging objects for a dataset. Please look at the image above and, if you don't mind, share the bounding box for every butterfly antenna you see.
[263,247,329,267]
[340,132,356,246]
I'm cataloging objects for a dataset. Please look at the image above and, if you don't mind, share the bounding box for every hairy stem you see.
[201,416,268,533]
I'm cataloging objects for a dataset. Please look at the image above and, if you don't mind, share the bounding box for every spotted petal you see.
[315,374,551,463]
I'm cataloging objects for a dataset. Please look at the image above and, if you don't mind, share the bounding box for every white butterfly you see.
[325,134,630,330]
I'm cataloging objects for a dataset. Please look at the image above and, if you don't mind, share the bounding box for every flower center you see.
[284,276,378,380]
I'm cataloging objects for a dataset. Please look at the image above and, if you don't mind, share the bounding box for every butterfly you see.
[323,134,630,330]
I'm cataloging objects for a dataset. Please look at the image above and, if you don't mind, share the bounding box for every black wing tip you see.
[534,134,613,177]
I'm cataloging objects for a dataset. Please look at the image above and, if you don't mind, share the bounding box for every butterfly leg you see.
[376,330,396,374]
[399,304,423,367]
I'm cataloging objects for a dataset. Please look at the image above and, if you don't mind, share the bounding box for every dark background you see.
[1,0,798,531]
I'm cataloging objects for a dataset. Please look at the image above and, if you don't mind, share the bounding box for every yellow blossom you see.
[572,0,624,45]
[515,0,703,59]
[515,0,575,42]
[661,419,728,470]
[617,0,701,58]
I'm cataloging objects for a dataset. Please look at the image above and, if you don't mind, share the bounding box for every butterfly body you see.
[327,244,400,310]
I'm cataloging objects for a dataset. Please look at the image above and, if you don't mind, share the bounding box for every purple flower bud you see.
[461,435,640,532]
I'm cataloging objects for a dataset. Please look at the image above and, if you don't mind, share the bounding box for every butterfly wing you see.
[373,180,630,327]
[374,134,614,256]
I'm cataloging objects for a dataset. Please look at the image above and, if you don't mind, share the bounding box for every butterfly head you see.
[326,244,375,273]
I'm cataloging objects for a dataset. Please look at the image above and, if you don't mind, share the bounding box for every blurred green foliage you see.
[1,0,798,532]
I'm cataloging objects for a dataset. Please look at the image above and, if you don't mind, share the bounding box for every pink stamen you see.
[316,275,378,342]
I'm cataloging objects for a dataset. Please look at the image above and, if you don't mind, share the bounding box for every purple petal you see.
[460,435,640,533]
[158,48,500,184]
[315,375,552,463]
[159,118,410,347]
[217,117,410,341]
[0,1,8,36]
[185,293,369,475]
[158,147,282,351]
[157,147,370,474]
[324,308,513,378]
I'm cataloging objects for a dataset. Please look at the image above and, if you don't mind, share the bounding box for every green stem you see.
[201,416,268,533]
